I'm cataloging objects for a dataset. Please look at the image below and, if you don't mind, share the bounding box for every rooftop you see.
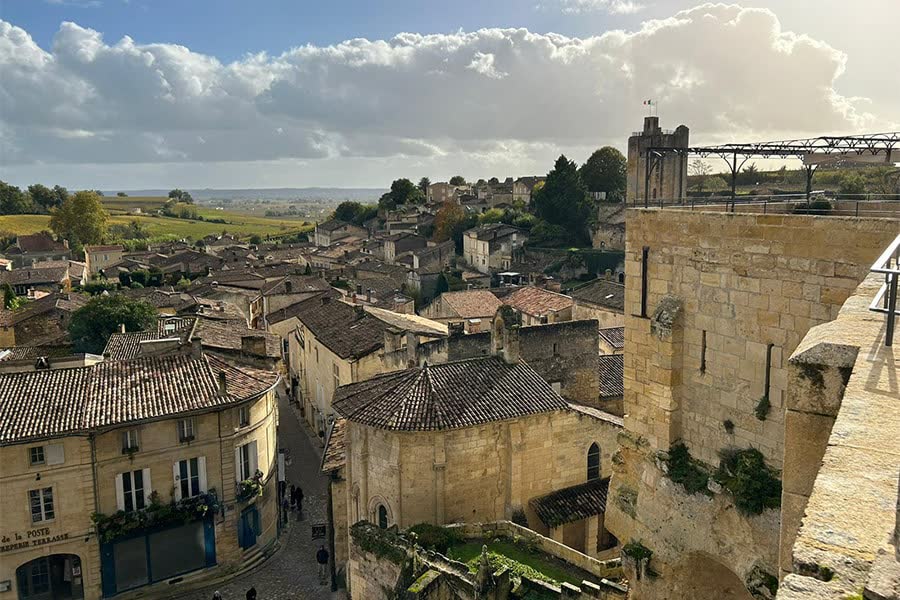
[0,292,88,327]
[598,326,625,350]
[103,317,197,360]
[85,245,124,252]
[439,289,503,319]
[332,356,568,431]
[504,286,574,317]
[529,478,610,529]
[316,219,354,232]
[321,418,347,473]
[0,353,279,445]
[15,233,68,254]
[296,296,389,360]
[597,354,624,398]
[0,262,70,286]
[465,222,526,241]
[570,279,625,312]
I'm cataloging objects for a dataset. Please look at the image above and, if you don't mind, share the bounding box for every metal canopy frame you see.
[642,132,900,208]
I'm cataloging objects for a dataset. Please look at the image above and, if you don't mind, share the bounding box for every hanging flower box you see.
[235,470,264,503]
[92,490,220,544]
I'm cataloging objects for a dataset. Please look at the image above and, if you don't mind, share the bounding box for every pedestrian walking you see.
[212,592,222,600]
[289,484,297,509]
[245,587,257,600]
[316,545,330,585]
[296,485,304,518]
[282,497,290,524]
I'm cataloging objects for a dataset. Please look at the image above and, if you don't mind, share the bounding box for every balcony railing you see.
[869,234,900,346]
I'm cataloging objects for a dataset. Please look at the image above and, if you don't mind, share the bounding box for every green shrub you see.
[715,448,782,515]
[408,523,460,555]
[754,395,771,421]
[666,443,711,495]
[622,540,653,562]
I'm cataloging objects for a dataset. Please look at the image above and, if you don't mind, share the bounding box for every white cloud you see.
[0,4,893,187]
[555,0,644,15]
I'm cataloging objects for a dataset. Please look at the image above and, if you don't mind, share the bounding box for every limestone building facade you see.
[626,117,689,205]
[0,349,280,600]
[606,208,899,599]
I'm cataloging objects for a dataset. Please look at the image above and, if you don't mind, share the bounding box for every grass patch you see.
[665,443,711,496]
[447,539,582,587]
[715,448,782,515]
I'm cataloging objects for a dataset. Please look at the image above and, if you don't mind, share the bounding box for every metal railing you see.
[869,234,900,347]
[631,193,900,217]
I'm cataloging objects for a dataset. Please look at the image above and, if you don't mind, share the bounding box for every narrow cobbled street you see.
[183,389,347,600]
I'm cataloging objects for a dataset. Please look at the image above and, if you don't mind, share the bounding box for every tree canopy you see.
[0,181,34,215]
[168,189,194,203]
[579,147,626,197]
[69,295,158,354]
[449,175,466,186]
[379,178,425,210]
[28,184,68,212]
[532,154,593,246]
[418,177,431,194]
[432,201,477,254]
[333,201,378,225]
[50,190,109,248]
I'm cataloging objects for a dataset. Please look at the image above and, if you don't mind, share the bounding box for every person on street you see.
[289,484,297,509]
[296,485,304,519]
[282,497,290,524]
[245,587,257,600]
[212,592,222,600]
[316,545,329,584]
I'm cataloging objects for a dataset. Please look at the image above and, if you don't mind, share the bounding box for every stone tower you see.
[626,116,689,205]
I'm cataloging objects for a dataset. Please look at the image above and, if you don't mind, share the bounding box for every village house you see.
[426,182,468,205]
[313,220,367,247]
[2,233,71,268]
[0,348,280,600]
[383,233,427,264]
[419,289,503,333]
[462,223,528,274]
[0,292,87,346]
[598,325,625,355]
[323,311,623,582]
[84,245,124,276]
[0,261,73,297]
[570,276,625,329]
[503,285,574,326]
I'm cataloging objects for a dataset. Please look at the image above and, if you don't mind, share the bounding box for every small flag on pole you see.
[643,99,654,105]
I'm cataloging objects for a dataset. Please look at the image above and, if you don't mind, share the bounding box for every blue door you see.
[238,506,259,549]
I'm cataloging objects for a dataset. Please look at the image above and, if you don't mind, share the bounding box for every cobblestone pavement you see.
[183,389,347,600]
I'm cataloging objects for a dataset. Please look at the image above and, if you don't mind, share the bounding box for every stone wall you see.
[625,117,689,205]
[447,331,491,361]
[608,208,899,599]
[518,319,600,405]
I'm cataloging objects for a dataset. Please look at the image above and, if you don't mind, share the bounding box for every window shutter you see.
[234,446,242,483]
[173,462,182,502]
[141,468,152,505]
[115,474,125,511]
[45,443,64,465]
[249,440,258,476]
[198,456,208,493]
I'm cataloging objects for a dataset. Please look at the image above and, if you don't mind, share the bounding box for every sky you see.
[1,0,898,190]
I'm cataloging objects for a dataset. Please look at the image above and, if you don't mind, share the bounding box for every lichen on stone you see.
[745,564,778,599]
[615,486,638,518]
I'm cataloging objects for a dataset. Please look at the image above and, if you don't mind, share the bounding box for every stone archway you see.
[669,552,754,600]
[16,554,84,600]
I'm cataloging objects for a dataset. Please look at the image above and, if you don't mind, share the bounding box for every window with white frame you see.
[29,488,54,523]
[177,418,195,442]
[238,405,250,428]
[174,457,206,500]
[29,446,45,466]
[117,469,150,512]
[122,429,139,453]
[235,441,258,482]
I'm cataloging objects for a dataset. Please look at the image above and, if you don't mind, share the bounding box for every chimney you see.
[321,295,330,305]
[190,336,203,358]
[605,269,612,281]
[285,280,293,293]
[448,321,464,337]
[218,371,227,395]
[119,323,126,334]
[356,284,363,295]
[241,334,268,357]
[366,289,372,303]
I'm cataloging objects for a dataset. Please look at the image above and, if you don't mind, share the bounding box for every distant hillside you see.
[114,188,387,203]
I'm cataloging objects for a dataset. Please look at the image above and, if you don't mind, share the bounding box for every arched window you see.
[587,443,600,480]
[377,504,389,529]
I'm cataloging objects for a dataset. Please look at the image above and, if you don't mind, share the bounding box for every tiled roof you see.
[103,317,197,360]
[0,263,70,286]
[504,286,573,317]
[332,357,568,431]
[194,319,281,358]
[16,233,68,253]
[570,279,625,312]
[85,245,124,252]
[296,297,388,360]
[0,353,279,445]
[439,290,502,319]
[317,219,352,232]
[529,478,609,528]
[0,345,74,362]
[266,291,339,325]
[321,418,346,473]
[0,293,87,327]
[465,223,524,241]
[567,403,624,427]
[363,306,447,338]
[598,354,624,398]
[598,327,625,350]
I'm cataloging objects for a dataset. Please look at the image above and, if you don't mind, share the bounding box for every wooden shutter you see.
[198,456,208,493]
[234,446,242,483]
[249,440,258,476]
[45,443,64,465]
[115,474,125,511]
[173,462,182,502]
[141,468,152,505]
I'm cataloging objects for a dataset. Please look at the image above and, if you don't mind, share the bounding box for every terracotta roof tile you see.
[529,478,609,528]
[598,354,624,398]
[598,327,625,349]
[332,357,568,431]
[321,418,346,473]
[504,286,574,317]
[439,290,503,319]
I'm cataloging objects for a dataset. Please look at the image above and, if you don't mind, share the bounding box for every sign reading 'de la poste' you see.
[1,527,71,553]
